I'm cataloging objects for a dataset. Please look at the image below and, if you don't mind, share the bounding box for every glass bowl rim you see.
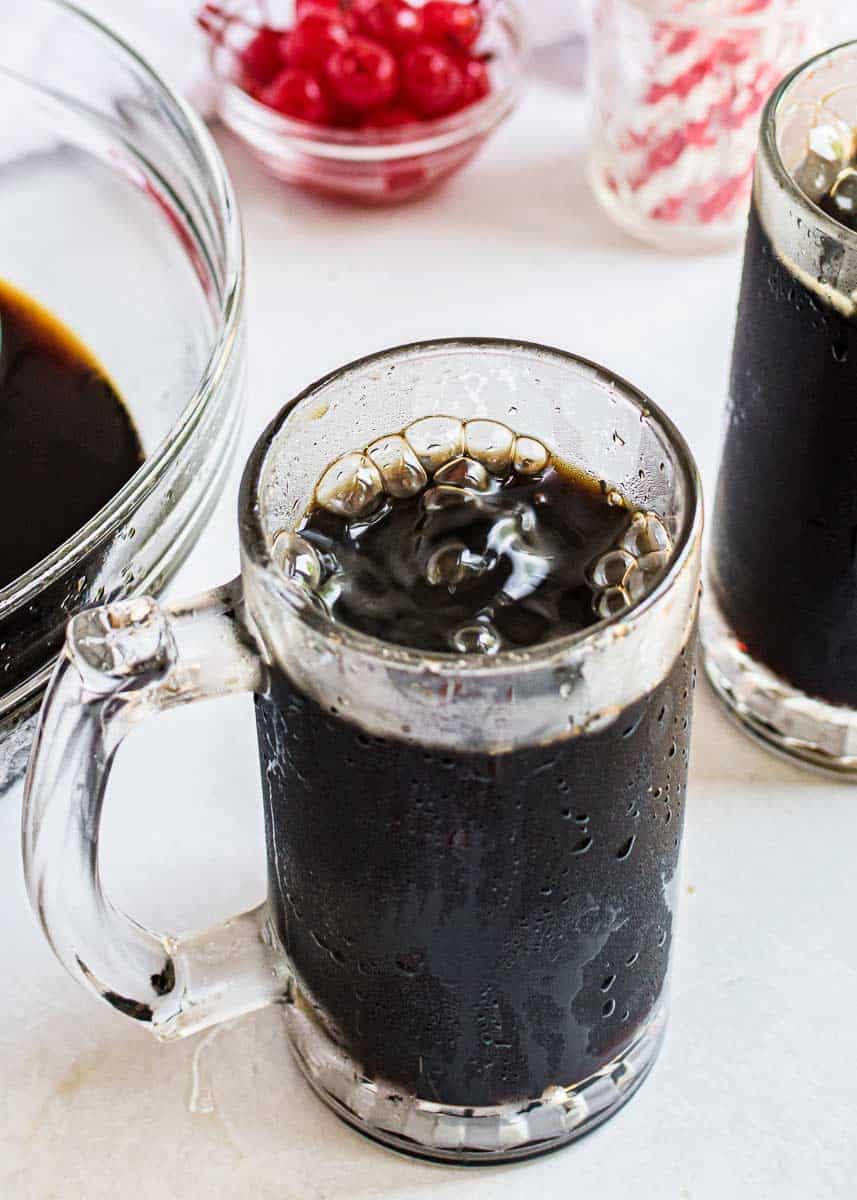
[761,38,857,245]
[240,336,703,675]
[210,0,527,162]
[0,0,245,616]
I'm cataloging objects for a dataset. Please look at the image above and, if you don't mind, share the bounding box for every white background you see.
[3,5,857,1198]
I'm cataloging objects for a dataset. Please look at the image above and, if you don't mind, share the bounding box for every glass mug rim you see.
[238,336,703,676]
[760,38,857,243]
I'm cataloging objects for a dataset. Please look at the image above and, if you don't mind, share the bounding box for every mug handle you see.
[22,580,291,1040]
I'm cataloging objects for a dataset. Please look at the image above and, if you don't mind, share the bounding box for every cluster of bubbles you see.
[313,416,550,517]
[588,509,672,621]
[272,417,550,623]
[272,415,673,639]
[793,113,857,229]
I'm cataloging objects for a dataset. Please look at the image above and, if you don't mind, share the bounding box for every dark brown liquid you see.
[257,647,695,1106]
[299,463,633,653]
[0,279,143,590]
[256,457,693,1106]
[713,202,857,705]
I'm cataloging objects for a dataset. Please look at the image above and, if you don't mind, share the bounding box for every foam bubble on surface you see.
[464,419,516,475]
[315,452,384,519]
[404,417,465,474]
[367,434,427,499]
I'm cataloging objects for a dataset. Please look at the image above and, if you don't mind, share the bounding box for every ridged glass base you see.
[282,994,667,1164]
[701,589,857,776]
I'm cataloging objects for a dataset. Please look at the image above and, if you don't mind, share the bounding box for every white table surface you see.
[4,25,857,1200]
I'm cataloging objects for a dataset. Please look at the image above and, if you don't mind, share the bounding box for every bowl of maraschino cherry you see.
[198,0,526,203]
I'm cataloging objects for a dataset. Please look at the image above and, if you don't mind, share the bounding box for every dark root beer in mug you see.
[23,341,702,1164]
[704,41,857,773]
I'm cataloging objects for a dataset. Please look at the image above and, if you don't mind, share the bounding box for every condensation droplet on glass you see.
[616,835,636,861]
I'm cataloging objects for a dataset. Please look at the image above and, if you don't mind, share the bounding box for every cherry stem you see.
[197,3,260,42]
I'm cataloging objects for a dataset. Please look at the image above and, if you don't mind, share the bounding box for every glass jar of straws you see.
[587,0,826,251]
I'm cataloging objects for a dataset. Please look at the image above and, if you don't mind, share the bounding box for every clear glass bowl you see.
[207,0,526,204]
[0,0,246,793]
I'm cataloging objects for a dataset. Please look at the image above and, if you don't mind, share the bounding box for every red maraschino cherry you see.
[326,36,400,111]
[402,44,464,117]
[240,27,285,85]
[422,2,482,52]
[352,0,425,50]
[261,67,333,122]
[287,9,351,71]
